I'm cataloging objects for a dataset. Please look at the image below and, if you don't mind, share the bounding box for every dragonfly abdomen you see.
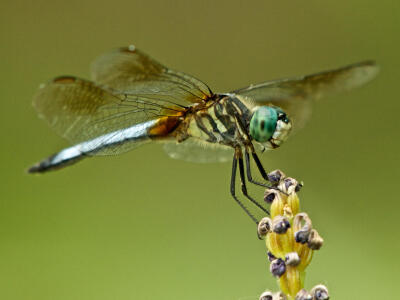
[28,120,159,173]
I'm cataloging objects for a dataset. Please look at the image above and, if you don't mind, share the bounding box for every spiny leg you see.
[246,143,285,186]
[247,144,269,180]
[230,150,258,224]
[245,148,287,196]
[244,150,271,188]
[237,150,270,215]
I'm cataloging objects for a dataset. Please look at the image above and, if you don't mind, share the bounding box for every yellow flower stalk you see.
[258,170,328,300]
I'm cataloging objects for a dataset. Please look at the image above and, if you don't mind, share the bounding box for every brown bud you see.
[293,213,312,244]
[285,252,300,266]
[295,289,312,300]
[259,291,287,300]
[270,258,286,277]
[278,177,299,194]
[310,285,329,300]
[267,169,286,185]
[259,291,274,300]
[267,251,276,262]
[272,216,291,234]
[264,190,277,204]
[258,217,272,238]
[307,229,324,250]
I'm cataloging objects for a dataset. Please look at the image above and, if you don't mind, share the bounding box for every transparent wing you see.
[232,61,379,130]
[90,45,213,106]
[163,139,233,163]
[33,76,185,155]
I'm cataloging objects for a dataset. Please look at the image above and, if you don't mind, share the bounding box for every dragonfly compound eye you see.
[250,106,279,142]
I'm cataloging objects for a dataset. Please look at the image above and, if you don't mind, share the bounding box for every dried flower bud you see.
[259,291,274,300]
[259,291,287,300]
[310,285,329,300]
[267,169,285,185]
[270,258,286,277]
[295,182,303,192]
[278,177,299,194]
[295,230,309,244]
[272,216,291,234]
[258,217,272,238]
[307,229,324,250]
[285,252,300,266]
[293,213,312,244]
[284,178,295,190]
[267,251,276,262]
[264,190,277,204]
[295,289,312,300]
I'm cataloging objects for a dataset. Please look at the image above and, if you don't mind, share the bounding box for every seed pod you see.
[285,252,300,266]
[270,258,286,277]
[295,289,312,300]
[267,169,285,185]
[259,291,287,300]
[259,291,274,300]
[307,229,324,250]
[279,177,299,194]
[272,216,291,234]
[267,251,276,262]
[293,213,312,244]
[264,190,277,204]
[284,178,295,190]
[295,182,303,192]
[310,285,329,300]
[258,217,272,238]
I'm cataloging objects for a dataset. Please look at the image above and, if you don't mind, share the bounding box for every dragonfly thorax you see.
[250,106,292,149]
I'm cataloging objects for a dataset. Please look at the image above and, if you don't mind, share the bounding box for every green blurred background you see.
[1,0,398,299]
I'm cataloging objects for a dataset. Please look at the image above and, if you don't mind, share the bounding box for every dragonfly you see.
[28,45,378,223]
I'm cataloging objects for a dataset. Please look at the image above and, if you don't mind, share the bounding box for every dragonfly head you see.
[249,106,292,149]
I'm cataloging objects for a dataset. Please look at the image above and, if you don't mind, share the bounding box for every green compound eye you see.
[249,107,278,142]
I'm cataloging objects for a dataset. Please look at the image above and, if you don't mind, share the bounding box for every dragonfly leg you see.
[229,108,276,189]
[245,149,288,196]
[237,150,270,216]
[244,150,272,188]
[250,149,269,180]
[230,150,259,224]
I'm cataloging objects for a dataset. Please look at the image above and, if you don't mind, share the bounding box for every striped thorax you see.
[185,94,292,150]
[186,95,252,147]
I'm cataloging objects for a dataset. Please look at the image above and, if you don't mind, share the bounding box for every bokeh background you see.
[1,1,398,299]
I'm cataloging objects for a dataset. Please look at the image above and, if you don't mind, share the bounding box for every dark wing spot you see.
[53,76,77,84]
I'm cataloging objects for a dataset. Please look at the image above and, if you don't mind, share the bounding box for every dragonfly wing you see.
[163,139,233,163]
[33,76,185,155]
[90,45,213,106]
[232,61,379,131]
